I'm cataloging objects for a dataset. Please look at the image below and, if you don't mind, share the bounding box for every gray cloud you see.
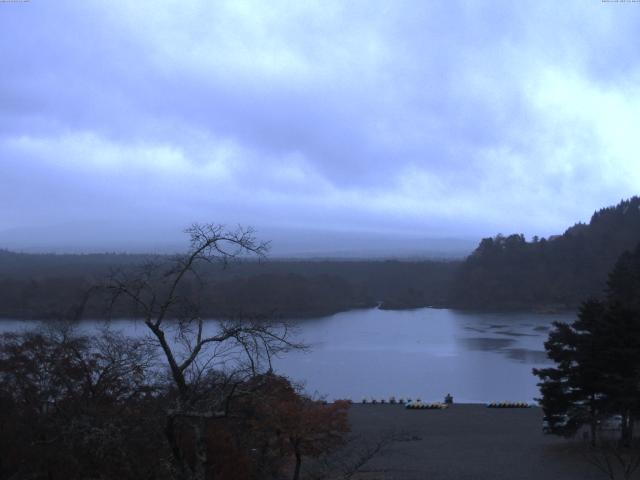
[1,0,640,254]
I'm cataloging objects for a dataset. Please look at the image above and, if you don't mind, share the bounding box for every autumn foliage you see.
[0,330,350,480]
[238,373,351,480]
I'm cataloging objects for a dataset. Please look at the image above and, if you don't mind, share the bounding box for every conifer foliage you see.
[534,243,640,446]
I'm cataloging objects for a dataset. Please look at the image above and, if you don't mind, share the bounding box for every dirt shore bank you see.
[343,404,607,480]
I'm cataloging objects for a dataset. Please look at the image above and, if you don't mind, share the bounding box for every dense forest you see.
[450,196,640,310]
[0,251,458,320]
[1,196,639,320]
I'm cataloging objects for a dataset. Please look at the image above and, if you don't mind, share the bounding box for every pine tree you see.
[534,300,608,445]
[534,243,640,446]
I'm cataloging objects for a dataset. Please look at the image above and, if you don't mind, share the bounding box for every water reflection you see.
[458,337,517,350]
[272,307,572,403]
[504,348,550,364]
[496,331,539,337]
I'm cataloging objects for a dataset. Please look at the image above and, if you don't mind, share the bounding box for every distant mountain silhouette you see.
[449,196,640,310]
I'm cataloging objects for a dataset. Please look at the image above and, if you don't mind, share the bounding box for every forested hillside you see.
[449,197,640,310]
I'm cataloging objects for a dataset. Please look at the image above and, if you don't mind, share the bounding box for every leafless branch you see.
[101,223,304,480]
[585,439,640,480]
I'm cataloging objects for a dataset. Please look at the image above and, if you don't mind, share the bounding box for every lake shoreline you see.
[1,308,571,403]
[0,302,577,323]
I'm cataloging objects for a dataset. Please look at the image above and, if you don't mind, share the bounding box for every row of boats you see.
[360,399,532,408]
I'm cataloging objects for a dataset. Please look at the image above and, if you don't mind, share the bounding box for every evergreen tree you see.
[534,300,608,445]
[598,304,640,446]
[534,243,640,445]
[607,243,640,313]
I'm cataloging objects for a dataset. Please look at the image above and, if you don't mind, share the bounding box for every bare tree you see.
[305,430,416,480]
[105,224,303,480]
[585,439,640,480]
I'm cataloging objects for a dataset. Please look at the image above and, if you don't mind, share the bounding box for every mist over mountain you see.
[0,223,475,259]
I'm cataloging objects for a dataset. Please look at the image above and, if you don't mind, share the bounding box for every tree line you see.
[450,196,640,310]
[0,252,458,320]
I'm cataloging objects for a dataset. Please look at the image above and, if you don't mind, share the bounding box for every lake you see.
[0,307,573,403]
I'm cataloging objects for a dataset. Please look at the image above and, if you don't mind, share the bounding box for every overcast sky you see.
[1,1,639,255]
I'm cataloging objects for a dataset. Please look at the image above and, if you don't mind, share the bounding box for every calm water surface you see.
[0,307,573,403]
